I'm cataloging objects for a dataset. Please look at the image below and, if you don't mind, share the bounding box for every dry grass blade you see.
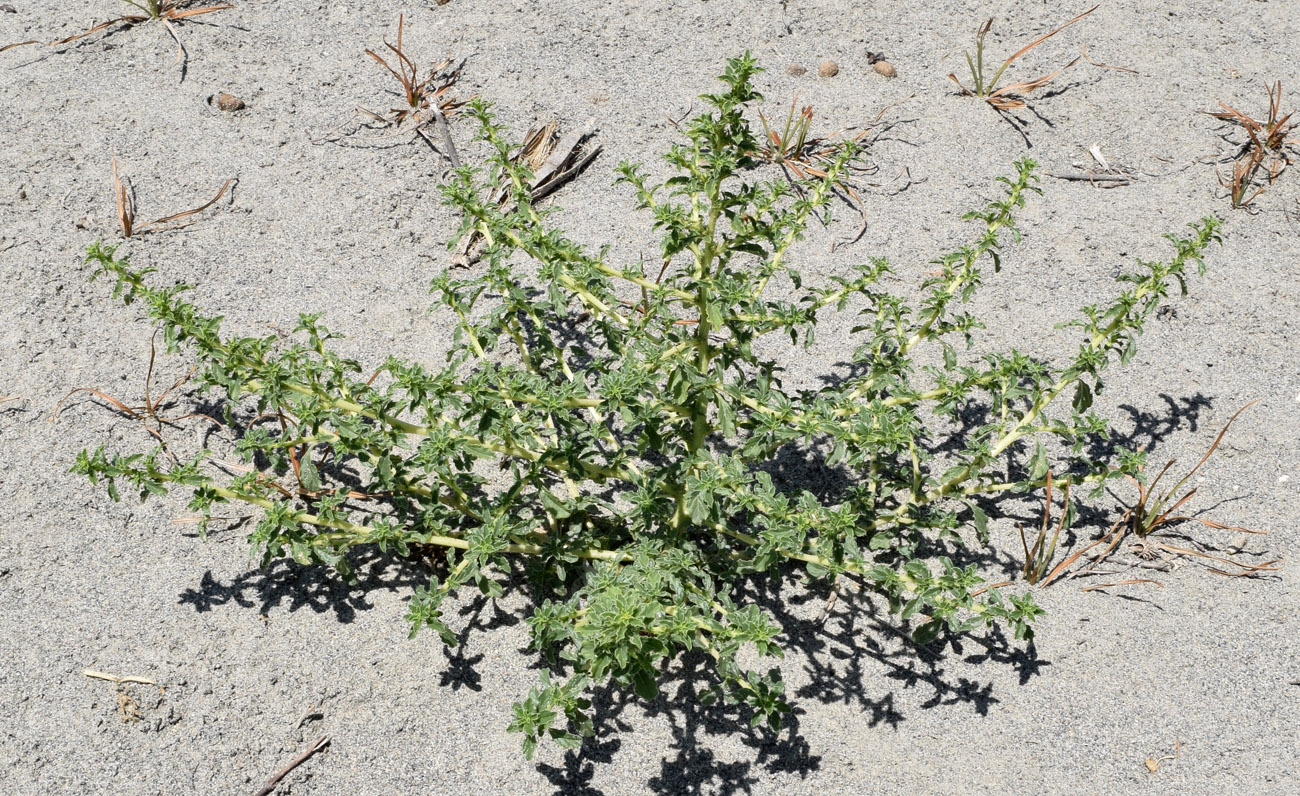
[163,4,234,22]
[84,669,156,686]
[10,2,231,67]
[363,14,464,128]
[1079,43,1137,73]
[1156,545,1281,575]
[1020,471,1070,584]
[48,18,141,47]
[996,4,1099,74]
[53,387,145,422]
[989,56,1081,108]
[1041,401,1273,587]
[135,178,232,234]
[52,332,197,426]
[1205,562,1283,577]
[1138,400,1259,525]
[1036,519,1121,588]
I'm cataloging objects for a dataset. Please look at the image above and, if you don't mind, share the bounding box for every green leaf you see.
[912,619,943,645]
[1072,381,1093,414]
[298,458,322,493]
[969,504,989,542]
[632,668,659,702]
[1028,439,1049,481]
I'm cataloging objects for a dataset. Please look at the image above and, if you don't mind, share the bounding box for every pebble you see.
[818,60,838,78]
[786,64,806,76]
[214,92,245,112]
[873,61,897,78]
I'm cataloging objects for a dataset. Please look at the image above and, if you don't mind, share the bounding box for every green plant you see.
[1020,472,1071,584]
[75,55,1229,759]
[948,4,1098,111]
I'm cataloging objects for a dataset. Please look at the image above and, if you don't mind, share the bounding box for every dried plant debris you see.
[362,14,464,127]
[1205,81,1297,208]
[753,95,913,249]
[84,669,158,724]
[53,330,222,467]
[1040,402,1279,589]
[2,1,232,72]
[453,118,602,266]
[1047,144,1137,187]
[111,159,232,238]
[948,4,1100,111]
[1020,472,1071,584]
[306,13,469,158]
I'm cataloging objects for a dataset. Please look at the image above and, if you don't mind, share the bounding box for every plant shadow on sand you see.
[177,545,431,623]
[168,390,1215,795]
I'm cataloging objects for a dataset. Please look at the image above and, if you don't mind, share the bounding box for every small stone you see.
[873,60,897,78]
[786,64,806,76]
[214,92,245,112]
[818,60,838,78]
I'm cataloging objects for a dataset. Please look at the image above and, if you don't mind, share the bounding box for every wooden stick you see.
[253,735,330,796]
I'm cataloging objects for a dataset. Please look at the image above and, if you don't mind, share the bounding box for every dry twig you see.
[253,735,330,796]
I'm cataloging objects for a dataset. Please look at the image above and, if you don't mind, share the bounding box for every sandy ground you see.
[1,1,1298,794]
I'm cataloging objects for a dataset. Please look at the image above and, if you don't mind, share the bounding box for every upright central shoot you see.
[77,54,1222,759]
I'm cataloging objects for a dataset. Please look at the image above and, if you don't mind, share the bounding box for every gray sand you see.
[1,1,1297,793]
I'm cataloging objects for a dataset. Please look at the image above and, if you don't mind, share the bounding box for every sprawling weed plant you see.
[76,55,1222,758]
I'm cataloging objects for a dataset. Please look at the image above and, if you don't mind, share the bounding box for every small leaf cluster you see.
[75,54,1223,758]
